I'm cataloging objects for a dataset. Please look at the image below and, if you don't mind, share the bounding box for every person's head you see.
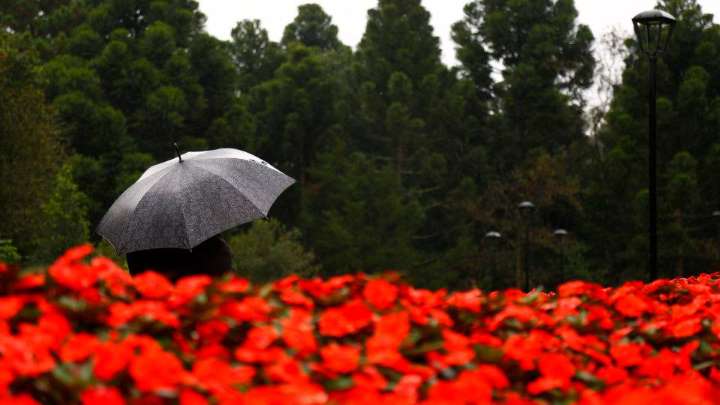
[126,235,233,280]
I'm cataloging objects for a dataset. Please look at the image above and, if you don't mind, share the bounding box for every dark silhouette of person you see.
[126,235,233,280]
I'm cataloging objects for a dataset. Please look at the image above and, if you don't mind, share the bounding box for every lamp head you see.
[633,9,676,57]
[518,201,535,211]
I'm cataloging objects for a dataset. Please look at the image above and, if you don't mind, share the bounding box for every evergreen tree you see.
[3,0,246,233]
[0,32,64,257]
[33,163,91,263]
[230,19,283,92]
[281,4,343,51]
[455,0,595,170]
[302,141,424,278]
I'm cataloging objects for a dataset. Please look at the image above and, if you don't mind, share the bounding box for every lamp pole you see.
[648,52,658,280]
[554,228,569,280]
[633,10,676,281]
[484,231,502,288]
[518,201,535,291]
[714,211,720,262]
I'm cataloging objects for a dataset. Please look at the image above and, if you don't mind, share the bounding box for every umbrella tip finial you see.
[173,142,182,162]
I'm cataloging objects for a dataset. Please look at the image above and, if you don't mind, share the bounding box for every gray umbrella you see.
[97,147,294,254]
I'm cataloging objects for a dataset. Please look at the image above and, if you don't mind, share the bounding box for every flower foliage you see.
[2,246,720,404]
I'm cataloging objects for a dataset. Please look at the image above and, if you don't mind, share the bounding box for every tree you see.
[281,4,343,51]
[455,0,595,170]
[230,19,283,92]
[249,43,348,222]
[4,0,249,234]
[0,32,64,257]
[302,142,424,279]
[227,219,319,283]
[33,163,90,263]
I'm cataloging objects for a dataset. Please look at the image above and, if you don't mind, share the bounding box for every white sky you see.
[198,0,720,67]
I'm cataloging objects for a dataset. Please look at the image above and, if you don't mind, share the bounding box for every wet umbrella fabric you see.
[97,148,294,255]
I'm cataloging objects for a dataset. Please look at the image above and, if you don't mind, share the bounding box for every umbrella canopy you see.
[97,148,294,254]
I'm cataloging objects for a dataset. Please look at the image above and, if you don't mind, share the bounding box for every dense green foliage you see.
[227,219,319,283]
[2,0,719,289]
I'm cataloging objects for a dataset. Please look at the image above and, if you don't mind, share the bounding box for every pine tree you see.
[455,0,595,170]
[281,4,343,51]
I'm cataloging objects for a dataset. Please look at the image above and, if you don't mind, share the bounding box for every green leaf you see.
[324,376,354,391]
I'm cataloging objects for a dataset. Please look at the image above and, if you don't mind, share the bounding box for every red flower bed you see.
[1,245,720,404]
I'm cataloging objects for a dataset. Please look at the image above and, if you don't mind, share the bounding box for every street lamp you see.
[632,9,676,281]
[518,201,535,291]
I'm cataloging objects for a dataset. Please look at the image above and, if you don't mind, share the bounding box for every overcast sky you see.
[198,0,720,67]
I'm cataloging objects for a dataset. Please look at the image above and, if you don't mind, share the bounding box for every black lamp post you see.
[554,228,569,280]
[632,9,676,280]
[518,201,535,291]
[484,231,502,287]
[713,211,720,261]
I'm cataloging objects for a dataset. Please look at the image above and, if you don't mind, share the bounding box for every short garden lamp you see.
[714,211,720,260]
[518,201,535,291]
[483,231,502,284]
[554,228,569,279]
[632,9,676,281]
[485,231,502,240]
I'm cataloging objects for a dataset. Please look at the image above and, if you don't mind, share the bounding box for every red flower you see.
[180,389,208,405]
[49,262,98,291]
[320,343,360,374]
[611,342,650,368]
[80,387,125,405]
[318,299,373,337]
[129,348,185,392]
[667,317,702,338]
[94,341,132,381]
[220,297,272,323]
[300,275,353,299]
[107,301,179,328]
[196,319,230,344]
[60,333,100,363]
[366,311,410,367]
[235,326,280,363]
[265,353,308,383]
[426,371,492,404]
[0,296,24,320]
[529,352,576,393]
[191,357,254,395]
[363,279,398,310]
[281,308,317,356]
[48,245,97,291]
[93,257,132,297]
[13,273,46,290]
[218,276,250,294]
[170,275,212,306]
[447,290,482,312]
[133,271,173,299]
[279,288,314,309]
[614,294,649,317]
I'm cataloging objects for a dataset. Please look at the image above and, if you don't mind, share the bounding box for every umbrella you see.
[97,146,294,254]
